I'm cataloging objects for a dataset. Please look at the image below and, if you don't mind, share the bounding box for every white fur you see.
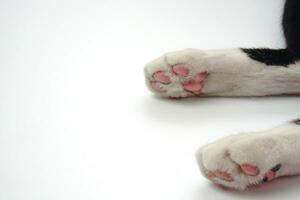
[196,122,300,190]
[144,48,300,97]
[145,48,300,190]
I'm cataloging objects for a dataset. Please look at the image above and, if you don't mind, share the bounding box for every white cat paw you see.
[196,134,283,190]
[144,49,210,98]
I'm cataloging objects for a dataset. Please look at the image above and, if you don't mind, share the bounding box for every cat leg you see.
[196,119,300,190]
[144,48,300,98]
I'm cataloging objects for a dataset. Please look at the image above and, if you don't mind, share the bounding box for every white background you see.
[1,0,300,199]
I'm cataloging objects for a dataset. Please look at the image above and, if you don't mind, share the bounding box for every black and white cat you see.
[144,0,300,190]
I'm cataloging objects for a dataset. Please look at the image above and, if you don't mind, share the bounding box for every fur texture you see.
[145,48,300,97]
[144,0,300,190]
[196,121,300,190]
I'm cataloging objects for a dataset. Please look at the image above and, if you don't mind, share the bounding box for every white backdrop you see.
[1,0,300,199]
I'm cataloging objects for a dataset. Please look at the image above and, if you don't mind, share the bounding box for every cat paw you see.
[196,134,284,190]
[144,49,210,98]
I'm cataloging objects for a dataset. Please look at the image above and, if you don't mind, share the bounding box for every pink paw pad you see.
[240,164,260,176]
[183,72,208,93]
[183,80,203,93]
[214,170,234,182]
[172,64,190,77]
[265,171,276,181]
[153,71,171,84]
[262,164,281,183]
[205,171,216,179]
[150,82,166,93]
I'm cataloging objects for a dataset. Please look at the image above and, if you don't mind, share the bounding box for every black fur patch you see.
[241,0,300,66]
[241,48,300,66]
[283,0,300,54]
[271,164,281,172]
[293,119,300,125]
